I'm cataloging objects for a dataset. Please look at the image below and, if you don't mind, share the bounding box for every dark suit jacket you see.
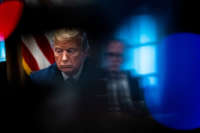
[100,70,144,100]
[27,61,149,132]
[97,69,148,117]
[29,60,109,132]
[30,61,101,86]
[29,60,106,103]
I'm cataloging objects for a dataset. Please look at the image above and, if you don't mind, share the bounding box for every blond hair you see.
[53,28,89,51]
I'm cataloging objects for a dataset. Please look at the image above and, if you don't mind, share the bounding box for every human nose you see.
[62,51,68,61]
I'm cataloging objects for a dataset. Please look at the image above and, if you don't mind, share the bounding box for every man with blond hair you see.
[31,28,90,84]
[30,28,104,133]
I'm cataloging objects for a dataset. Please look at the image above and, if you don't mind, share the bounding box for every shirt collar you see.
[61,62,84,81]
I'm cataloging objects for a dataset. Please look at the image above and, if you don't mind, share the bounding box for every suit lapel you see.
[51,63,64,82]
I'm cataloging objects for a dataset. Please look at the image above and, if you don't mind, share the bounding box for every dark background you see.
[12,0,200,58]
[15,0,200,37]
[1,0,200,132]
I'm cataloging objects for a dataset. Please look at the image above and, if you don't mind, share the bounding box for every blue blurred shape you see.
[146,33,200,130]
[142,75,158,87]
[115,15,161,113]
[116,15,157,45]
[137,15,157,44]
[133,45,157,75]
[0,41,6,62]
[121,45,157,76]
[116,15,157,76]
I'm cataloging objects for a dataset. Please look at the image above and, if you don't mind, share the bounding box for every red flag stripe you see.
[33,34,55,64]
[21,41,40,71]
[22,35,51,69]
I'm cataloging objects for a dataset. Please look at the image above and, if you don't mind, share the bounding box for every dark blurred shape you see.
[0,61,7,84]
[5,0,200,132]
[24,0,95,7]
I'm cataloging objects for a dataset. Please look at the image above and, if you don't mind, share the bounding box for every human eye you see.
[67,48,77,54]
[55,48,63,54]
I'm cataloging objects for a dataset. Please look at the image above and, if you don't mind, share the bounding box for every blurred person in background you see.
[101,39,148,119]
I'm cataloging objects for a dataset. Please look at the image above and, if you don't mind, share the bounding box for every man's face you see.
[105,41,124,72]
[54,40,87,75]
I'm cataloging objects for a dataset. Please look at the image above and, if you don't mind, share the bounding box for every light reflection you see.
[0,41,6,62]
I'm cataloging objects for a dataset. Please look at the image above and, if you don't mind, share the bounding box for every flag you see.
[21,32,55,75]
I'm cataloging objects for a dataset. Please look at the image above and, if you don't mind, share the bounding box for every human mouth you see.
[61,65,73,68]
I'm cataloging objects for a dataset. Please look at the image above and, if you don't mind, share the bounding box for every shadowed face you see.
[105,41,124,72]
[54,39,87,75]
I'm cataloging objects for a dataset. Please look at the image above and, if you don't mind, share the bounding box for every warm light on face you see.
[54,40,86,75]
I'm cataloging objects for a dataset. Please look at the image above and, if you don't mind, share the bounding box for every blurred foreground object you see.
[24,0,95,7]
[146,33,200,130]
[0,0,23,41]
